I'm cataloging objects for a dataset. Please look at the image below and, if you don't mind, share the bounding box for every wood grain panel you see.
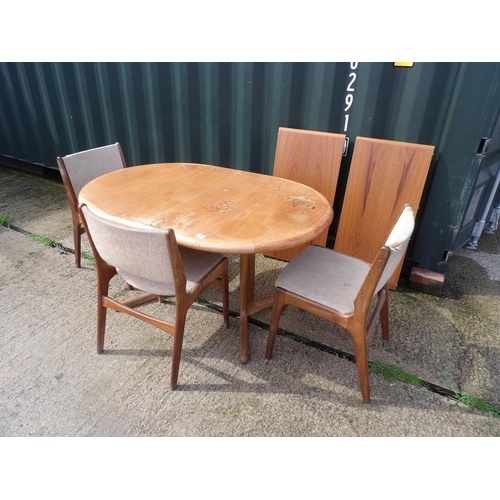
[264,127,345,261]
[334,137,434,289]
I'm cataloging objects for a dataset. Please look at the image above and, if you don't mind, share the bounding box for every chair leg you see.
[221,264,229,328]
[96,275,112,354]
[351,329,371,403]
[97,297,107,354]
[265,290,287,360]
[379,286,390,341]
[74,223,82,268]
[170,305,187,390]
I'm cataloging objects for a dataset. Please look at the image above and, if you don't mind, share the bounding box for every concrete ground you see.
[1,164,500,437]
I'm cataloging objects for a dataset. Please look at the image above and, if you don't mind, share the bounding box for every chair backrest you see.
[265,127,345,261]
[80,204,181,287]
[374,205,415,294]
[57,143,126,202]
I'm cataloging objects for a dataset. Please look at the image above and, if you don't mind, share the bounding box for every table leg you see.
[239,253,255,364]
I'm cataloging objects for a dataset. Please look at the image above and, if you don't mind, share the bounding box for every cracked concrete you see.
[1,164,500,437]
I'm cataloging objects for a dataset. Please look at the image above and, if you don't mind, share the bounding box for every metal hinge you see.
[477,137,492,155]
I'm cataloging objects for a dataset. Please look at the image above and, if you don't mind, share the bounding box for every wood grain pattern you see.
[79,163,334,255]
[264,127,345,261]
[334,137,434,289]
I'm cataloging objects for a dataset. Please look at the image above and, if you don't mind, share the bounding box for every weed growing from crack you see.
[28,232,95,264]
[367,364,500,418]
[0,212,10,228]
[441,372,500,418]
[29,234,66,251]
[81,251,95,264]
[369,361,422,387]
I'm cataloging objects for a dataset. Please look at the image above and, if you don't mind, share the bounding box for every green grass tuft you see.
[30,234,56,246]
[369,361,422,387]
[452,393,500,418]
[0,212,10,228]
[25,230,96,265]
[29,234,69,253]
[367,364,500,419]
[81,251,95,264]
[441,371,500,418]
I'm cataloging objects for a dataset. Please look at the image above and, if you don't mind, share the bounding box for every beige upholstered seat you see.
[79,203,230,390]
[266,205,415,403]
[275,250,370,315]
[57,143,126,267]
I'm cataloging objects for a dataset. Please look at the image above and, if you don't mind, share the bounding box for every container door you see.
[453,112,500,251]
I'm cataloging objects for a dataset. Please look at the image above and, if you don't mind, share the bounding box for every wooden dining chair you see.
[264,127,345,262]
[78,203,230,390]
[265,205,415,403]
[57,143,127,268]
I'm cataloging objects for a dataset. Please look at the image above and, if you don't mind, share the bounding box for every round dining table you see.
[79,163,334,364]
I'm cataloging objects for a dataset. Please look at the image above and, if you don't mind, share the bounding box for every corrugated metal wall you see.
[2,62,500,276]
[0,62,457,171]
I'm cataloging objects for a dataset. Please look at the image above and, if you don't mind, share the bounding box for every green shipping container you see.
[1,62,499,280]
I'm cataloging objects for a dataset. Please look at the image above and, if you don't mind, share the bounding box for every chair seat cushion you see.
[276,245,370,315]
[118,247,226,296]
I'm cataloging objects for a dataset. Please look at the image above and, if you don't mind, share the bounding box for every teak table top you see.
[79,162,334,364]
[79,163,333,255]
